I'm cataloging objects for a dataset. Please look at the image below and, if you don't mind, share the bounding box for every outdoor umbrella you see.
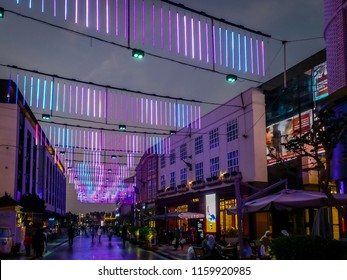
[227,189,347,214]
[145,212,205,220]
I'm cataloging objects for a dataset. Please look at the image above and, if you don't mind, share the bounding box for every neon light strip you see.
[56,82,60,111]
[29,0,32,9]
[231,31,235,69]
[244,35,247,72]
[42,0,44,13]
[238,33,241,71]
[65,0,68,20]
[225,30,228,67]
[191,18,195,59]
[176,12,180,54]
[63,84,66,113]
[161,7,164,48]
[142,0,145,44]
[36,78,40,108]
[49,80,54,111]
[81,87,84,115]
[152,4,155,47]
[35,124,39,145]
[96,0,99,31]
[69,85,72,113]
[63,127,65,148]
[124,0,128,40]
[75,86,78,114]
[23,76,27,106]
[262,40,265,76]
[219,27,222,65]
[15,74,19,104]
[87,88,90,116]
[115,0,119,36]
[205,23,209,63]
[54,0,56,17]
[106,0,109,33]
[93,89,96,117]
[132,0,136,41]
[168,9,172,51]
[184,15,187,56]
[250,38,254,73]
[75,0,78,24]
[212,25,216,64]
[198,20,201,60]
[86,0,89,28]
[256,39,259,75]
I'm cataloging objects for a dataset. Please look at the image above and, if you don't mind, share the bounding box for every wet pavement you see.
[2,234,188,260]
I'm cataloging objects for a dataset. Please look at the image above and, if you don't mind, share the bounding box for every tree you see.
[19,193,46,213]
[0,192,19,207]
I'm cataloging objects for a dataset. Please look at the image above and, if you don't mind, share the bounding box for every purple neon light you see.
[87,88,90,116]
[133,0,136,41]
[142,0,145,44]
[250,38,254,73]
[124,0,128,40]
[231,31,235,69]
[212,25,216,64]
[75,0,78,24]
[36,78,40,108]
[244,35,247,72]
[205,23,209,63]
[198,20,202,60]
[106,0,109,33]
[98,91,102,118]
[42,79,46,109]
[126,95,129,122]
[152,4,155,47]
[261,40,265,76]
[238,33,241,71]
[136,97,139,122]
[176,13,180,54]
[161,7,164,48]
[184,15,187,56]
[54,0,56,17]
[219,27,222,65]
[191,18,195,59]
[81,87,84,115]
[86,0,89,28]
[256,39,259,75]
[115,0,119,36]
[41,0,44,13]
[69,85,72,113]
[168,9,172,51]
[75,86,78,114]
[65,0,68,20]
[225,30,228,67]
[96,0,99,31]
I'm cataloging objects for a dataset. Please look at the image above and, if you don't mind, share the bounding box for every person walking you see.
[90,226,95,242]
[107,227,113,242]
[32,227,46,258]
[174,224,183,250]
[122,225,128,248]
[97,226,102,242]
[68,225,75,247]
[23,232,32,257]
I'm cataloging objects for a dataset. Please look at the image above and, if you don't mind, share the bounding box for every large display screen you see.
[205,193,216,233]
[312,62,328,101]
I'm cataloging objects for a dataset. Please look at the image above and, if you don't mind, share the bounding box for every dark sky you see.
[0,0,325,213]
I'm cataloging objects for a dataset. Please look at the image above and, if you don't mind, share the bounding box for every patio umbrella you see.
[227,189,347,214]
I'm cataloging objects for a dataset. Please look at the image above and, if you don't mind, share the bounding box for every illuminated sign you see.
[205,193,216,233]
[312,62,328,101]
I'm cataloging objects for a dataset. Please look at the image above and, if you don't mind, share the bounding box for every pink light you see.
[69,85,72,113]
[212,25,216,65]
[56,82,60,112]
[184,15,187,56]
[250,38,254,73]
[145,98,148,124]
[191,18,195,59]
[160,100,163,126]
[124,0,128,40]
[106,0,109,33]
[152,4,155,47]
[126,95,129,122]
[103,90,106,119]
[142,0,145,44]
[54,0,56,17]
[87,88,90,116]
[133,0,136,41]
[176,13,180,54]
[115,0,119,36]
[256,39,260,75]
[86,0,89,28]
[261,40,265,76]
[93,89,96,117]
[75,86,78,114]
[141,98,144,124]
[198,20,202,61]
[136,97,139,122]
[161,7,164,48]
[219,27,222,65]
[96,0,99,31]
[81,87,84,115]
[225,30,228,67]
[75,0,78,24]
[168,9,172,51]
[205,23,209,63]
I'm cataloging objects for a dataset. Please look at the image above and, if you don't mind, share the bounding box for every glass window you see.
[210,156,220,177]
[160,154,166,168]
[227,119,238,142]
[170,172,176,188]
[195,162,204,181]
[180,168,187,184]
[170,149,176,165]
[195,135,203,155]
[209,128,219,149]
[227,150,239,173]
[180,143,187,160]
[160,175,166,189]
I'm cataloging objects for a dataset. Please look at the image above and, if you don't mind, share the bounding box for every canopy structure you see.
[227,189,347,214]
[146,212,205,221]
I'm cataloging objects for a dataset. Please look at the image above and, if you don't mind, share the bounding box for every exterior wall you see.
[0,104,19,198]
[324,0,347,93]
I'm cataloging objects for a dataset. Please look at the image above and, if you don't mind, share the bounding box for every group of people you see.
[23,227,47,258]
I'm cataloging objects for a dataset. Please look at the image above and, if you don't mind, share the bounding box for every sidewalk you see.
[151,243,188,260]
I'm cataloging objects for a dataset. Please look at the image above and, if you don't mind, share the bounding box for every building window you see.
[160,175,166,189]
[152,180,157,199]
[170,172,176,188]
[195,135,203,155]
[210,156,220,177]
[148,180,152,199]
[180,168,187,184]
[180,143,187,160]
[170,149,176,165]
[227,119,238,142]
[160,154,166,168]
[209,128,219,149]
[227,150,239,173]
[195,162,204,181]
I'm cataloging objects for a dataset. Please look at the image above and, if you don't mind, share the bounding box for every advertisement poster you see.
[266,110,312,165]
[205,193,216,233]
[312,62,328,101]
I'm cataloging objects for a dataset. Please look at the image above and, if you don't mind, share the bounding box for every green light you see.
[42,114,51,120]
[119,124,126,131]
[132,49,145,59]
[0,8,4,19]
[226,74,237,83]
